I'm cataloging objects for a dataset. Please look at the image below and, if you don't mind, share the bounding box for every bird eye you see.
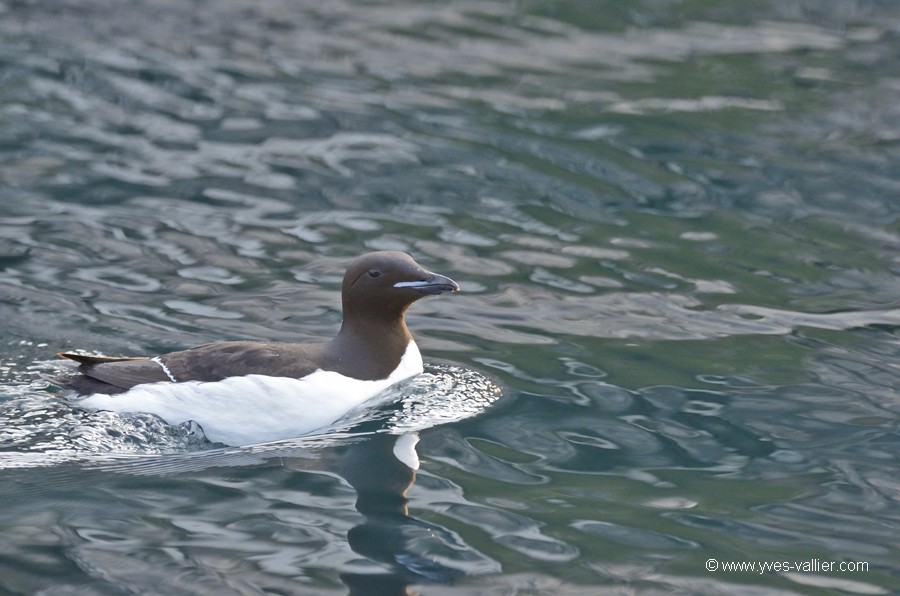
[367,269,381,278]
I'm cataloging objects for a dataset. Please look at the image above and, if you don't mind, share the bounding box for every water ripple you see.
[3,0,900,592]
[0,364,501,470]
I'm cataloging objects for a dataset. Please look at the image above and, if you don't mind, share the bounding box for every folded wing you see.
[53,352,171,395]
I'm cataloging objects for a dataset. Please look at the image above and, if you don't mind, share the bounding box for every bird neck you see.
[327,312,413,380]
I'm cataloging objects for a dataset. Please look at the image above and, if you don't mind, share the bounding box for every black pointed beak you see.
[394,272,460,295]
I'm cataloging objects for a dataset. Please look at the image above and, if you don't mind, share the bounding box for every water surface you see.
[2,1,900,594]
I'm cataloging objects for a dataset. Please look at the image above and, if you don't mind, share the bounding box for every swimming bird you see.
[50,251,460,445]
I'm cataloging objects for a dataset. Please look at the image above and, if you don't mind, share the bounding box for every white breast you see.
[77,341,423,446]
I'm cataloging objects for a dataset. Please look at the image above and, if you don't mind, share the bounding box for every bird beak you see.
[394,272,460,295]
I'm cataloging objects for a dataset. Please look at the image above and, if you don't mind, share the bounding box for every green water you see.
[2,1,900,594]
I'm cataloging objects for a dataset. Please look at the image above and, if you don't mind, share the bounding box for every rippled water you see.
[3,1,900,594]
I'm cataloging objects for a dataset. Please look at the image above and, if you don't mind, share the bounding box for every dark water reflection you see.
[0,432,480,594]
[3,0,900,593]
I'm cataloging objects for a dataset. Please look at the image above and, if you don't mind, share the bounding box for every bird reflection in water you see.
[335,432,475,595]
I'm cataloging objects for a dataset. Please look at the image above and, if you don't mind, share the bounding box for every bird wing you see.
[56,352,172,393]
[54,342,327,395]
[160,341,324,382]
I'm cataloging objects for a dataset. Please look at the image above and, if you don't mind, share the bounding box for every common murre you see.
[49,251,460,445]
